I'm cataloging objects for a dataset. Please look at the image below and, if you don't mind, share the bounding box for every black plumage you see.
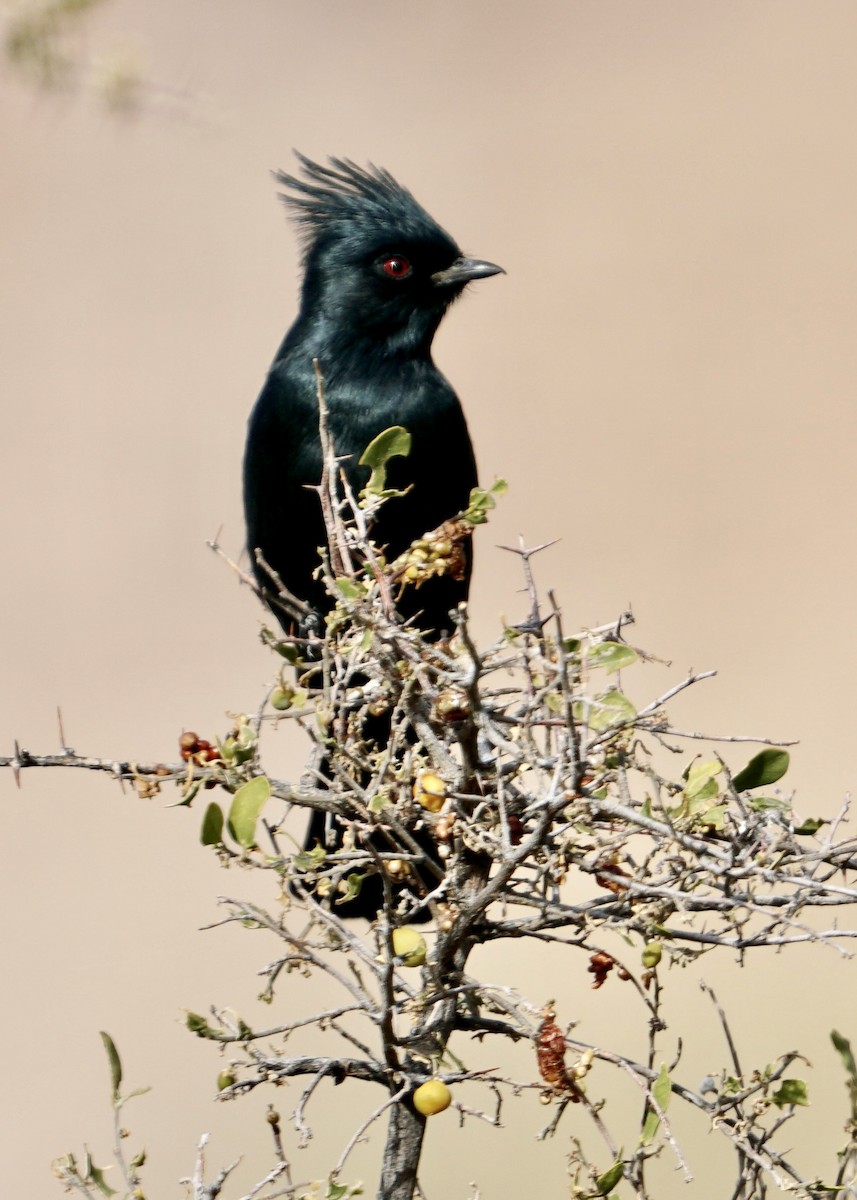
[243,154,503,917]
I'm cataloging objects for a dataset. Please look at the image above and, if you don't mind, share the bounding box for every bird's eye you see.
[380,255,412,280]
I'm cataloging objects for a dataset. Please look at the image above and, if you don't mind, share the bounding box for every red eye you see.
[381,255,412,279]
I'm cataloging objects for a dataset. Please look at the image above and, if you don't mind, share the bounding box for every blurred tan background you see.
[4,0,857,1195]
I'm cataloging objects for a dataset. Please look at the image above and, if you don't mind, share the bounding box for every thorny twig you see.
[23,377,857,1200]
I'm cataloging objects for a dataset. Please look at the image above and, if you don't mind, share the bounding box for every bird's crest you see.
[274,153,457,256]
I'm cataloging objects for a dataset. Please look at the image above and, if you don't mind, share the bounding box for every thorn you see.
[497,538,559,559]
[57,707,75,756]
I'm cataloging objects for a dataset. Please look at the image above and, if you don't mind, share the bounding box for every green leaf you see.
[326,1184,363,1200]
[200,802,224,846]
[832,1030,857,1083]
[171,778,202,807]
[334,578,368,601]
[732,748,790,791]
[683,760,721,801]
[596,1161,625,1194]
[640,1111,659,1145]
[99,1031,122,1099]
[588,642,638,674]
[368,791,391,814]
[794,816,827,836]
[186,1012,219,1039]
[87,1158,117,1198]
[359,425,411,494]
[461,478,508,524]
[680,783,719,819]
[699,803,727,832]
[771,1078,809,1108]
[336,873,367,905]
[595,1161,619,1190]
[746,794,790,814]
[293,844,327,871]
[227,775,271,849]
[640,1063,671,1145]
[576,688,636,731]
[652,1061,672,1106]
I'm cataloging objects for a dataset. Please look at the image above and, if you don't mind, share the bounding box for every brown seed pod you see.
[535,1005,580,1100]
[594,854,630,894]
[536,1008,569,1090]
[587,951,615,989]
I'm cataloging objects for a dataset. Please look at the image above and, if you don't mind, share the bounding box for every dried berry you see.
[434,687,470,724]
[594,854,630,894]
[179,731,199,759]
[587,951,615,989]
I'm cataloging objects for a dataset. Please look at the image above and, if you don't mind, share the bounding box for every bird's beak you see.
[431,257,505,288]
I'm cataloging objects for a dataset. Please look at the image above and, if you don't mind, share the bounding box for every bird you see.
[243,153,503,917]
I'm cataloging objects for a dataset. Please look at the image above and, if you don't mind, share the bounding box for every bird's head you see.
[274,153,503,355]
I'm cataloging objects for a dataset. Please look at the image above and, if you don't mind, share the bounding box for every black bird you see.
[243,153,503,916]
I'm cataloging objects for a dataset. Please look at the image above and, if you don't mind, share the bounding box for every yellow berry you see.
[391,927,427,968]
[641,941,663,969]
[413,1078,452,1116]
[270,686,293,711]
[413,772,446,813]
